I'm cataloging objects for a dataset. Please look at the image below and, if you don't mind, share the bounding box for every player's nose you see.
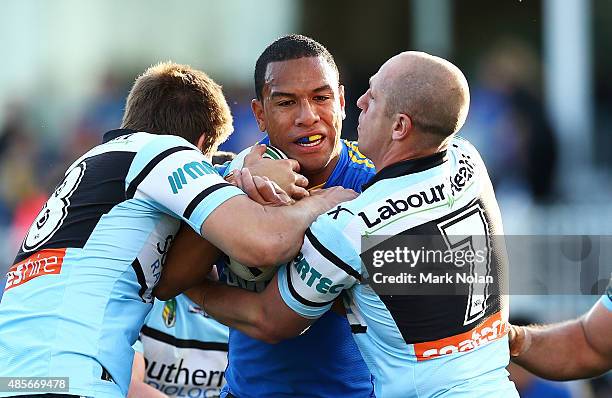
[295,100,320,126]
[356,92,367,110]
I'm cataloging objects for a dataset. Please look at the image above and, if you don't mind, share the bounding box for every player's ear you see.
[391,114,412,141]
[251,99,266,132]
[338,85,346,120]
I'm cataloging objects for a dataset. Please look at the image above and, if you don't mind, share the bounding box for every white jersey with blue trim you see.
[0,130,244,398]
[278,136,518,398]
[134,294,229,398]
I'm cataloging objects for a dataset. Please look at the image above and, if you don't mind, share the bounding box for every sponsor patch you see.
[5,248,66,291]
[358,184,446,228]
[167,161,217,194]
[414,311,507,361]
[162,298,177,327]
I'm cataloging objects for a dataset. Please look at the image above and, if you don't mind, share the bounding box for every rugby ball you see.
[225,144,288,172]
[225,144,288,282]
[225,257,279,283]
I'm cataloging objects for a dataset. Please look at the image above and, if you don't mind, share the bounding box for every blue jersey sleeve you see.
[125,135,245,234]
[277,215,362,319]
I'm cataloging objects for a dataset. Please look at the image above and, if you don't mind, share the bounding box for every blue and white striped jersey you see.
[134,294,229,397]
[278,137,519,398]
[0,129,243,398]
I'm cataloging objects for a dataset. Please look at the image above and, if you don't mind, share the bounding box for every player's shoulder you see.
[449,135,475,150]
[126,133,213,181]
[447,135,491,189]
[68,130,190,172]
[448,136,485,165]
[309,192,374,250]
[96,130,197,154]
[132,132,199,158]
[342,140,375,170]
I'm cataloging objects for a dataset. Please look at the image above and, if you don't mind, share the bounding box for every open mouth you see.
[295,134,324,147]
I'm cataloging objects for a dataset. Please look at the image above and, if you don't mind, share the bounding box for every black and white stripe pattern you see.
[126,146,194,199]
[142,325,228,351]
[285,228,361,308]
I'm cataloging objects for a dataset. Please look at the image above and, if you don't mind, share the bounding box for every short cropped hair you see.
[254,34,339,100]
[121,62,233,156]
[384,53,470,138]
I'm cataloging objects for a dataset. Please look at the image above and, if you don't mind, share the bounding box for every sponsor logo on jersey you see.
[162,298,177,327]
[449,153,475,197]
[168,161,217,194]
[358,184,446,228]
[327,205,355,220]
[5,248,66,291]
[144,357,225,397]
[294,253,344,294]
[413,311,507,361]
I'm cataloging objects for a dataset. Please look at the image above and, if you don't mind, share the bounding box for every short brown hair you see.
[121,62,233,156]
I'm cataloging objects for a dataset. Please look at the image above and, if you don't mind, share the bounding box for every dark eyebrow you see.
[269,91,296,100]
[313,84,334,93]
[269,85,334,100]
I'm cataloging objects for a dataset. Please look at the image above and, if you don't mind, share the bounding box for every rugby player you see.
[0,62,353,398]
[193,52,520,397]
[509,279,612,380]
[128,153,237,398]
[157,34,376,398]
[128,292,229,398]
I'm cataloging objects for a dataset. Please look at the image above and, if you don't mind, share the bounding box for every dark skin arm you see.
[155,169,304,300]
[155,169,356,300]
[154,224,220,300]
[189,272,313,344]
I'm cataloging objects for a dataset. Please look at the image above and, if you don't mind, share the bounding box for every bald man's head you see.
[381,52,470,138]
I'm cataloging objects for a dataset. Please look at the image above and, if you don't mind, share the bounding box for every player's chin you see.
[297,155,332,176]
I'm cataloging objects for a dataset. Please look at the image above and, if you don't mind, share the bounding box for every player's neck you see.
[304,154,340,190]
[376,144,446,171]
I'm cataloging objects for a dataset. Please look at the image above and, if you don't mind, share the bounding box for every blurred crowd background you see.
[0,1,610,396]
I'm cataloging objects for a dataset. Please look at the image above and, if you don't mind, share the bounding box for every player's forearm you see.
[202,195,334,268]
[191,282,278,343]
[513,319,609,380]
[256,195,332,261]
[154,226,219,300]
